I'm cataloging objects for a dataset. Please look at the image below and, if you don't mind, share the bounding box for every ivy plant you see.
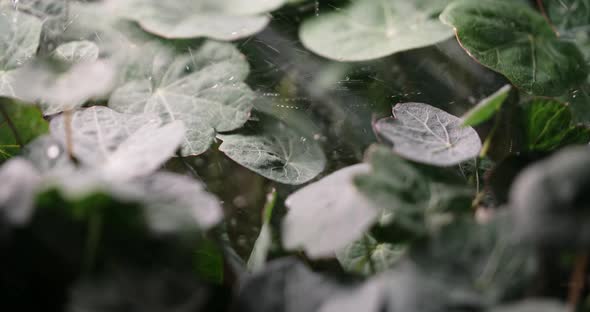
[2,0,590,311]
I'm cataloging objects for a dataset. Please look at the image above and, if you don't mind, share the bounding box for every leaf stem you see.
[568,252,588,312]
[479,113,501,158]
[64,109,74,159]
[536,0,559,36]
[0,100,24,148]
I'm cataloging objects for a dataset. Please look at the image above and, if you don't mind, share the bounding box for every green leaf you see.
[0,100,48,159]
[375,102,482,166]
[194,238,224,284]
[462,84,511,126]
[109,40,255,156]
[520,98,590,151]
[440,0,588,96]
[543,0,590,61]
[299,0,453,61]
[217,115,326,185]
[355,146,473,236]
[247,189,277,272]
[0,10,42,99]
[111,0,287,40]
[54,41,100,64]
[282,164,379,258]
[336,234,406,276]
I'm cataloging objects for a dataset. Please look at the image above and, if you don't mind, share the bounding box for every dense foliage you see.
[1,0,590,311]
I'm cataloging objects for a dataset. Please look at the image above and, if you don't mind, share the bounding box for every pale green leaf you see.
[109,40,254,156]
[217,116,326,185]
[247,189,277,272]
[55,40,100,64]
[282,164,379,258]
[49,106,161,166]
[0,10,42,99]
[13,59,116,115]
[111,0,287,40]
[0,157,41,225]
[300,0,452,61]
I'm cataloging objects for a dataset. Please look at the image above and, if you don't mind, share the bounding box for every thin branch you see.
[568,252,588,312]
[536,0,560,36]
[64,109,74,159]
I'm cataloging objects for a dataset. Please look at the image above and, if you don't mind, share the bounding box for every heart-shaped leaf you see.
[282,164,379,258]
[299,0,453,61]
[440,0,588,96]
[111,0,287,40]
[375,102,482,166]
[110,40,254,156]
[217,116,326,185]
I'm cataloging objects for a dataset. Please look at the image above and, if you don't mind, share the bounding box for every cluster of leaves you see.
[1,0,590,311]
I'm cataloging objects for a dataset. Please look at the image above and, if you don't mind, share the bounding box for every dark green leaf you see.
[0,100,48,159]
[336,234,406,276]
[355,145,474,236]
[520,98,590,151]
[544,0,590,61]
[440,0,588,96]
